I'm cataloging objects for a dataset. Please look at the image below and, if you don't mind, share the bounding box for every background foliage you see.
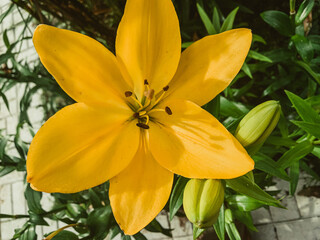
[0,0,320,239]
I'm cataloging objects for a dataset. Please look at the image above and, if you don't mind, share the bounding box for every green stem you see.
[290,0,296,15]
[313,140,320,145]
[0,213,29,219]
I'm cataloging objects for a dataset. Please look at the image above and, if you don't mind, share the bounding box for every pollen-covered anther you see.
[144,89,155,99]
[163,85,169,91]
[125,91,133,97]
[165,106,172,115]
[136,122,150,129]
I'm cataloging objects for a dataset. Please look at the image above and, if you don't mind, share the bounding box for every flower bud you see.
[235,100,281,149]
[183,179,224,228]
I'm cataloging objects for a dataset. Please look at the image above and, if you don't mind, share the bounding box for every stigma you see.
[125,80,172,129]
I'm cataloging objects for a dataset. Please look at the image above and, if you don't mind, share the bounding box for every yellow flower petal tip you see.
[29,0,253,235]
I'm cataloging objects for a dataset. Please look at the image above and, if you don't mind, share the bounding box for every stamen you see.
[125,91,133,97]
[153,91,165,107]
[140,115,150,125]
[165,106,172,115]
[144,89,155,100]
[163,86,169,91]
[148,108,166,115]
[125,91,143,109]
[136,122,150,129]
[139,111,147,116]
[133,112,139,118]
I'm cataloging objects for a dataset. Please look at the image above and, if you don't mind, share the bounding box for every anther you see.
[144,79,149,85]
[133,112,139,118]
[144,89,155,99]
[136,122,150,129]
[125,91,133,97]
[163,86,169,91]
[165,106,172,115]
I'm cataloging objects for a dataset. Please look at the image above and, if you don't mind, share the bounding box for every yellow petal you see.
[27,103,139,193]
[109,134,173,235]
[149,99,254,179]
[33,25,130,106]
[116,0,181,98]
[166,29,252,106]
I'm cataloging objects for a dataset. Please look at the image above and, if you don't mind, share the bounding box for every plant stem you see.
[290,0,296,15]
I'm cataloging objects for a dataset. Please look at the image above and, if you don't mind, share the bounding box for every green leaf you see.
[252,34,267,44]
[0,91,10,112]
[67,203,87,219]
[225,220,241,240]
[133,232,147,240]
[24,184,44,215]
[276,140,314,169]
[295,0,314,25]
[87,206,112,240]
[213,204,225,240]
[285,90,320,123]
[309,35,320,51]
[181,42,193,49]
[212,7,221,33]
[261,10,293,36]
[220,7,239,32]
[253,153,290,180]
[204,95,220,118]
[193,226,205,240]
[233,210,257,232]
[292,35,314,62]
[227,195,265,211]
[226,176,283,207]
[51,231,79,240]
[145,219,172,237]
[196,3,216,35]
[295,60,320,84]
[19,225,37,240]
[220,97,248,118]
[122,235,131,240]
[241,62,253,79]
[89,189,102,208]
[29,211,48,226]
[248,50,272,63]
[290,161,300,195]
[291,121,320,139]
[0,3,14,23]
[169,176,189,220]
[0,166,16,177]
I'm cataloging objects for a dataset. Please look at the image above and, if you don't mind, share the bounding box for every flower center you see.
[125,80,172,129]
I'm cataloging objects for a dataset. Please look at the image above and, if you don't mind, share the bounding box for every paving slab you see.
[275,217,320,240]
[252,207,272,224]
[251,224,277,240]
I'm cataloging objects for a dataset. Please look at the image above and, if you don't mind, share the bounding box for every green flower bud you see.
[235,100,281,149]
[183,179,224,229]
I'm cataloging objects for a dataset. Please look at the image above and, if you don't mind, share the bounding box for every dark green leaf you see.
[87,206,112,240]
[291,121,320,139]
[292,35,314,62]
[261,10,293,36]
[51,231,79,240]
[295,0,314,25]
[220,7,239,32]
[285,90,320,123]
[0,165,16,177]
[290,161,300,195]
[276,140,313,169]
[220,96,248,118]
[67,203,87,219]
[122,235,131,240]
[29,211,48,226]
[226,176,283,207]
[248,50,272,63]
[169,176,189,220]
[133,232,147,240]
[212,7,220,33]
[233,210,257,232]
[24,184,43,215]
[241,62,253,79]
[89,189,102,208]
[252,34,267,44]
[213,204,225,240]
[196,3,216,35]
[227,195,265,211]
[19,225,37,240]
[295,60,320,84]
[0,91,10,112]
[181,42,193,49]
[145,219,172,237]
[253,153,290,180]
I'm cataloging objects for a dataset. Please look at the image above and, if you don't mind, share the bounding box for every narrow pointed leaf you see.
[169,176,189,220]
[220,7,239,32]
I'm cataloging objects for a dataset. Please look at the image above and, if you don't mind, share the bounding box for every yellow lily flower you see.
[27,0,254,235]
